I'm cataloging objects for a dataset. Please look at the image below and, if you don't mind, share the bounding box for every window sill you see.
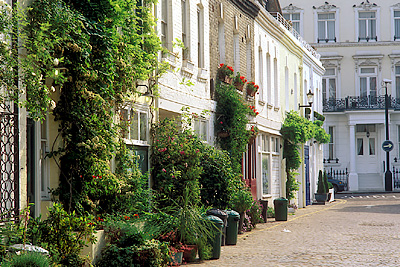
[124,139,149,146]
[197,68,208,83]
[259,100,266,106]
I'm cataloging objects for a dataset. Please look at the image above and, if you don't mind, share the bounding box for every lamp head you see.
[383,79,392,84]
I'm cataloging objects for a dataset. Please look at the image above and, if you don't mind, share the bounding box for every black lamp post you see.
[383,79,393,191]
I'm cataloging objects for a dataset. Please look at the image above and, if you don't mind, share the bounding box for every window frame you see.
[193,117,208,143]
[355,7,380,42]
[283,12,302,35]
[328,126,335,160]
[160,0,172,50]
[121,106,149,146]
[316,12,336,43]
[322,68,337,100]
[392,8,400,41]
[39,116,50,200]
[358,66,377,98]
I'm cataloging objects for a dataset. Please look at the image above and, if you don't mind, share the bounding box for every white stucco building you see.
[281,0,400,191]
[252,2,324,207]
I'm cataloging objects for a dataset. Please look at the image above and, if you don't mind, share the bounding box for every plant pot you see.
[169,251,183,266]
[314,193,328,203]
[246,87,256,97]
[217,131,229,138]
[183,245,197,262]
[234,82,244,91]
[288,207,296,213]
[224,75,233,84]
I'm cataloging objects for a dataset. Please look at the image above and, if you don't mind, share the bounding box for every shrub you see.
[247,200,264,226]
[317,170,326,194]
[3,252,50,267]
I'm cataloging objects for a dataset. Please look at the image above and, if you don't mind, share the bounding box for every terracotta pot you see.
[235,82,244,91]
[183,245,197,262]
[246,87,256,97]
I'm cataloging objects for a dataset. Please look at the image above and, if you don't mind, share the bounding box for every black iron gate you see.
[0,101,19,219]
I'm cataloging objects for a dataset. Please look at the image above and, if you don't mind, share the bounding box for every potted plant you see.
[246,81,259,97]
[315,170,328,203]
[248,125,259,144]
[217,63,234,84]
[233,73,247,91]
[288,203,297,213]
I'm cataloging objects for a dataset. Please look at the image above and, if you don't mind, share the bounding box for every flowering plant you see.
[249,125,259,136]
[248,105,259,116]
[246,81,259,96]
[217,63,234,81]
[234,73,247,86]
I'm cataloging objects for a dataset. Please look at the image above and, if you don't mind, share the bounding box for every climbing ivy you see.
[280,111,330,199]
[0,0,164,215]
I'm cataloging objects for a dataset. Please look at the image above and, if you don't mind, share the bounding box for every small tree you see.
[317,170,326,194]
[323,170,329,193]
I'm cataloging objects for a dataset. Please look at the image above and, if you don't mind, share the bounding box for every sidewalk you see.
[188,200,346,266]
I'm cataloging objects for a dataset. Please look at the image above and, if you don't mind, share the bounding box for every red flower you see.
[162,168,166,172]
[124,215,130,220]
[134,214,139,218]
[92,175,96,178]
[219,63,224,68]
[220,121,223,124]
[180,151,185,155]
[256,112,259,115]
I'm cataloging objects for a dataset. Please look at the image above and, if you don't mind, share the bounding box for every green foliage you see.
[0,0,163,215]
[229,188,253,213]
[281,111,330,198]
[286,171,300,200]
[96,240,170,267]
[317,170,326,194]
[199,146,239,209]
[267,207,275,218]
[324,170,329,193]
[30,203,96,266]
[151,117,203,208]
[2,252,50,267]
[215,76,252,174]
[247,200,264,226]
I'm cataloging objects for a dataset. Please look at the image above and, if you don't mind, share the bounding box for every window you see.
[181,0,189,59]
[328,126,334,160]
[369,138,375,155]
[194,118,208,142]
[322,68,337,100]
[285,67,289,110]
[233,34,240,73]
[121,107,148,144]
[218,22,225,64]
[358,11,377,41]
[40,117,49,199]
[359,67,377,98]
[394,11,400,40]
[266,54,271,104]
[274,58,278,107]
[396,66,400,99]
[262,154,269,195]
[283,13,300,33]
[317,13,336,42]
[398,125,400,157]
[161,0,170,49]
[197,6,204,68]
[262,134,269,152]
[258,48,264,100]
[126,145,149,174]
[357,138,364,155]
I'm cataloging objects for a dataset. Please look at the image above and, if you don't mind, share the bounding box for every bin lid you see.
[274,197,288,202]
[206,209,228,219]
[205,215,224,226]
[225,209,240,218]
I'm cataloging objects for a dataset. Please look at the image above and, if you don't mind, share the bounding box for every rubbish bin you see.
[206,209,228,245]
[225,210,240,245]
[259,199,268,223]
[274,197,288,221]
[205,215,224,259]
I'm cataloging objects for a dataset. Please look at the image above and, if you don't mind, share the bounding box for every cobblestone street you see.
[191,193,400,267]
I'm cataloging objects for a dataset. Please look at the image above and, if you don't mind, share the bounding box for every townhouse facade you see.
[281,0,400,191]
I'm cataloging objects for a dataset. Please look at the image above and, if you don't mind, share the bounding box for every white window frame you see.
[392,7,400,41]
[316,12,336,43]
[193,117,208,143]
[328,126,335,160]
[121,106,149,146]
[322,68,337,100]
[233,33,240,73]
[396,65,400,99]
[355,7,380,42]
[273,58,279,108]
[258,47,264,101]
[283,12,302,35]
[197,5,204,69]
[313,6,339,43]
[181,0,190,60]
[38,116,50,200]
[358,66,377,98]
[260,134,270,196]
[160,0,172,50]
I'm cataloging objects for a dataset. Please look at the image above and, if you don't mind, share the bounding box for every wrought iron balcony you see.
[323,95,400,112]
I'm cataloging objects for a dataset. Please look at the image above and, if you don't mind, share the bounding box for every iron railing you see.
[325,167,349,191]
[0,101,19,220]
[272,13,321,60]
[323,96,400,112]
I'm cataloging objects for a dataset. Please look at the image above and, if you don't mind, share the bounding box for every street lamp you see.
[299,89,314,108]
[383,79,392,191]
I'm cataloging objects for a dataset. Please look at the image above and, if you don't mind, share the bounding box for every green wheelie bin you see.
[274,197,288,221]
[225,210,240,245]
[205,215,224,259]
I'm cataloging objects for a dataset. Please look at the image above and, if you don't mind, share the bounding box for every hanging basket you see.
[218,131,230,138]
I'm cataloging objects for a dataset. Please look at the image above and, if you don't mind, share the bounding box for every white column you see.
[348,124,359,191]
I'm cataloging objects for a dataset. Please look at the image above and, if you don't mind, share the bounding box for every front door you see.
[304,146,310,206]
[356,124,379,174]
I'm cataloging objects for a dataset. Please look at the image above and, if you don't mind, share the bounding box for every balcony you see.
[323,95,400,112]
